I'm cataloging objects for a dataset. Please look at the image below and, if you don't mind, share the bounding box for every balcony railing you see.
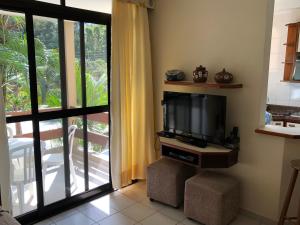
[7,108,109,146]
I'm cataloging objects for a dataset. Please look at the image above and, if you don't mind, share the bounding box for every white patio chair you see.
[9,139,35,214]
[7,126,13,139]
[42,125,78,188]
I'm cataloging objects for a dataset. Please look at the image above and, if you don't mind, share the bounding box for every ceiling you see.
[275,0,300,12]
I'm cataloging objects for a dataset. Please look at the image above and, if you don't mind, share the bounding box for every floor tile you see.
[119,181,147,194]
[134,181,147,191]
[140,212,177,225]
[122,202,156,222]
[109,193,136,211]
[55,212,94,225]
[34,181,262,225]
[79,194,122,214]
[33,219,54,225]
[122,188,147,202]
[119,185,136,193]
[81,203,118,222]
[140,198,165,211]
[110,190,123,197]
[98,212,136,225]
[51,208,78,223]
[180,218,204,225]
[86,195,116,211]
[160,205,185,222]
[230,215,260,225]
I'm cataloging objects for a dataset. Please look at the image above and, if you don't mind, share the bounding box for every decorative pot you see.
[165,70,185,81]
[193,65,208,83]
[215,68,233,83]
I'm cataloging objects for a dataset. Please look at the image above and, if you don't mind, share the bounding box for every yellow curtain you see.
[111,0,155,188]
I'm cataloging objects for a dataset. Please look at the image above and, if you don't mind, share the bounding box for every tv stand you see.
[159,137,238,168]
[175,135,207,148]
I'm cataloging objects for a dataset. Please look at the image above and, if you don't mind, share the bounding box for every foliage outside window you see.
[0,14,109,153]
[0,15,108,113]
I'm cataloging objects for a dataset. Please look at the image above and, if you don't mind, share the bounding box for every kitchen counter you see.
[255,125,300,139]
[273,115,300,124]
[267,104,300,126]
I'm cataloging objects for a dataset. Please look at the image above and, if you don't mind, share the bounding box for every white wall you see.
[149,0,295,221]
[37,0,112,13]
[267,8,300,106]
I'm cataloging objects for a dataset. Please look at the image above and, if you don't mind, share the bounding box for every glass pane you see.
[0,11,31,117]
[65,21,82,109]
[7,122,37,216]
[68,116,85,196]
[33,16,62,112]
[85,23,108,107]
[66,0,112,14]
[40,119,66,205]
[87,113,109,189]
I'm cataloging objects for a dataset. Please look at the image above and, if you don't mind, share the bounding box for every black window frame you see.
[0,0,112,224]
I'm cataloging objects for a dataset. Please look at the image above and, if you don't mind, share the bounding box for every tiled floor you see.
[34,181,264,225]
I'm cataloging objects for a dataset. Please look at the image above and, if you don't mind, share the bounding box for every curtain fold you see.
[0,86,11,210]
[119,0,156,9]
[111,0,155,189]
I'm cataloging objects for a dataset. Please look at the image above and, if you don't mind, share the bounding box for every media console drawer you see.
[161,145,199,165]
[160,137,238,168]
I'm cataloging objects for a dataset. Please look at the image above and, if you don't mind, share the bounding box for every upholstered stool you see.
[0,207,21,225]
[147,158,195,207]
[184,172,240,225]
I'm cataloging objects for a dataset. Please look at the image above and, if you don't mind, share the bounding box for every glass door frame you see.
[0,0,112,224]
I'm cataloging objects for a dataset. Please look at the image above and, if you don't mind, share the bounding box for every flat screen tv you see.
[163,92,226,145]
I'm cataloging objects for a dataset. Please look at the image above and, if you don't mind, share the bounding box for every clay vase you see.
[215,68,233,83]
[193,65,208,83]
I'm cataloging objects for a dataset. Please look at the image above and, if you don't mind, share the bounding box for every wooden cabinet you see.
[283,22,300,81]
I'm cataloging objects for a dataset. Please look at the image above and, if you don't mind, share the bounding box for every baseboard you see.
[240,209,277,225]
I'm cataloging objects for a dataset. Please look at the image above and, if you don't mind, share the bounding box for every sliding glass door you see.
[1,1,111,223]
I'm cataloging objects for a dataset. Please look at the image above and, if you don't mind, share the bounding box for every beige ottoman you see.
[147,158,195,207]
[184,172,239,225]
[0,207,21,225]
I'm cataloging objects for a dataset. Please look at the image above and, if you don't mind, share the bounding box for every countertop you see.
[255,125,300,139]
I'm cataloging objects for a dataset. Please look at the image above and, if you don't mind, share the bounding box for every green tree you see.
[75,61,108,107]
[0,15,108,113]
[0,14,62,111]
[33,19,61,107]
[34,19,58,49]
[0,15,31,112]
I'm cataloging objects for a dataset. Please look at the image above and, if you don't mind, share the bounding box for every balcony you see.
[7,110,110,216]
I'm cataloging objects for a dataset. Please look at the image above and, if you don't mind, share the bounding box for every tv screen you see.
[163,92,226,145]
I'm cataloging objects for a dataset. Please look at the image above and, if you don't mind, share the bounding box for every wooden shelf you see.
[280,80,300,83]
[160,137,232,154]
[159,137,238,168]
[164,81,243,89]
[283,43,296,47]
[286,22,300,26]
